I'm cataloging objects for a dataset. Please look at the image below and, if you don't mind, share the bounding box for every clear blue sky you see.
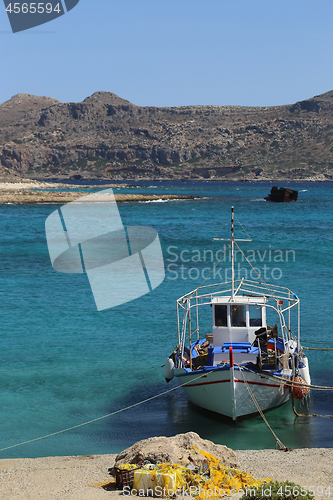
[1,0,333,107]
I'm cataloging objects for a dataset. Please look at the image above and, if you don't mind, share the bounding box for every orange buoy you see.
[293,376,309,399]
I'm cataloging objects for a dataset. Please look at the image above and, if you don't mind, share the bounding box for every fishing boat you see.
[164,207,310,420]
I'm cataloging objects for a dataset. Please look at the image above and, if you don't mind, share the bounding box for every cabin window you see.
[215,305,227,327]
[249,305,262,326]
[231,305,246,327]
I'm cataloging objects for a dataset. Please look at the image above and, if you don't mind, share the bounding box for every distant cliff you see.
[1,90,333,181]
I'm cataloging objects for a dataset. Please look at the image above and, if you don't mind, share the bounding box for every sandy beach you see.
[0,448,332,500]
[0,180,192,203]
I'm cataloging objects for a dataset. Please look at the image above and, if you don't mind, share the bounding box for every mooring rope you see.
[3,352,333,454]
[289,380,333,418]
[240,364,333,391]
[0,371,213,454]
[239,364,333,418]
[236,364,287,450]
[302,346,333,351]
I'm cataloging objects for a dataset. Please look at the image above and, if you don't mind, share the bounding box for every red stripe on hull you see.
[185,378,229,387]
[234,378,286,388]
[184,376,286,389]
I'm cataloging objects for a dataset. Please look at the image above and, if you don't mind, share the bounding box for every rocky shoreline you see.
[1,173,329,203]
[0,180,193,203]
[1,171,332,185]
[0,190,193,204]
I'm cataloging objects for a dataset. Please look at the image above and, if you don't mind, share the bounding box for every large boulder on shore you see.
[114,432,238,468]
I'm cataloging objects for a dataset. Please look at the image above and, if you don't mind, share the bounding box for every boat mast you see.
[213,207,252,299]
[231,206,235,300]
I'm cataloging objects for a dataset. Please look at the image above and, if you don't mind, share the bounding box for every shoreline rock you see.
[0,191,193,203]
[114,432,238,468]
[0,180,194,203]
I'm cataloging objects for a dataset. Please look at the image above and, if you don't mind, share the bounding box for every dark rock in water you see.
[114,432,238,468]
[265,186,298,202]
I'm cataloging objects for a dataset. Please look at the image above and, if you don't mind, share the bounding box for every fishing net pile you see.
[92,446,271,498]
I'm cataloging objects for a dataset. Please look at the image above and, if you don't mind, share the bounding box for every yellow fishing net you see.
[117,463,139,470]
[90,446,272,498]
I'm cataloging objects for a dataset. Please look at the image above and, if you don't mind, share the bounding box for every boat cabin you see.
[211,296,267,366]
[212,296,266,344]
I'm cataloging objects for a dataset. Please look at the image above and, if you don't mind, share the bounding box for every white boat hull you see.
[174,366,290,420]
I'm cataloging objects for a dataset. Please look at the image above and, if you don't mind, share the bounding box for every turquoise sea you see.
[1,181,333,459]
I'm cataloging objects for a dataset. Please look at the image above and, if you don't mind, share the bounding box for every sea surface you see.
[1,181,333,459]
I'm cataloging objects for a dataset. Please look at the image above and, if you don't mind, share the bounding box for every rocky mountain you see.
[1,90,333,181]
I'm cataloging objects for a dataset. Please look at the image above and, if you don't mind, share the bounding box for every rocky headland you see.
[1,90,333,182]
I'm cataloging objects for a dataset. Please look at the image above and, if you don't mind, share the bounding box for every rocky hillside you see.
[1,90,333,181]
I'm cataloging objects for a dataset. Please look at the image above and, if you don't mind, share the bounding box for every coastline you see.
[0,175,328,203]
[0,181,193,203]
[0,448,332,499]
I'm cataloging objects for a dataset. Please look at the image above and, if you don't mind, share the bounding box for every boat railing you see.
[177,279,299,309]
[176,279,300,362]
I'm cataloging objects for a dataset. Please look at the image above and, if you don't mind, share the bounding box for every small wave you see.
[139,198,171,203]
[139,196,206,202]
[300,189,308,192]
